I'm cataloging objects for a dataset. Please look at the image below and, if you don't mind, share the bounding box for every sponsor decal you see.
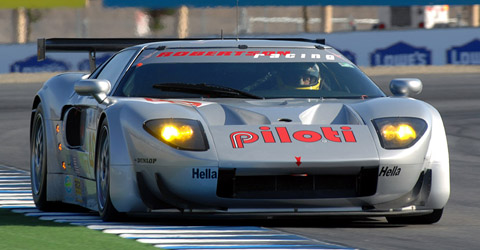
[370,42,431,66]
[74,178,83,203]
[254,53,333,60]
[192,168,217,179]
[156,50,337,60]
[64,176,72,193]
[378,166,401,177]
[157,51,291,58]
[230,126,356,148]
[135,158,157,164]
[88,130,96,170]
[144,98,204,107]
[447,39,480,65]
[71,156,80,176]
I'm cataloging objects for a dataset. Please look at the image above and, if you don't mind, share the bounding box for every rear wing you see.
[37,38,167,72]
[37,37,326,72]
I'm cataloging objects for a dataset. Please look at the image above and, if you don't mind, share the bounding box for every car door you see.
[65,49,138,180]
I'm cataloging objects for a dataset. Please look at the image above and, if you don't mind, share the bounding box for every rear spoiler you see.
[37,38,167,72]
[37,37,326,72]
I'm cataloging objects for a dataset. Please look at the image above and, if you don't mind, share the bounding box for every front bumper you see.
[134,166,432,215]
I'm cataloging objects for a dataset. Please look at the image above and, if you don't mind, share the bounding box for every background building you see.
[0,0,479,43]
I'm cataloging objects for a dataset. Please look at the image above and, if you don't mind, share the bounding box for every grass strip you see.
[0,209,156,250]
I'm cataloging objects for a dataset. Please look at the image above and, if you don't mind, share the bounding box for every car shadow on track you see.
[124,214,405,229]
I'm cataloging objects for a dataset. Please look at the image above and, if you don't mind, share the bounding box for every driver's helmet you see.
[284,63,320,89]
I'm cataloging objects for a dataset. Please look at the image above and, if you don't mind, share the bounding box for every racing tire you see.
[30,104,64,211]
[95,119,122,221]
[386,208,444,224]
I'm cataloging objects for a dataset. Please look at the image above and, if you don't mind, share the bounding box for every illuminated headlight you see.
[144,119,209,151]
[373,117,427,149]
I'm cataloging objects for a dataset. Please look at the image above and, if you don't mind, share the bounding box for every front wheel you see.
[386,208,444,224]
[95,119,121,221]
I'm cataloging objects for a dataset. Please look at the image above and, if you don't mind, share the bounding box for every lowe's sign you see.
[447,39,480,65]
[370,42,431,66]
[10,55,70,73]
[0,28,479,73]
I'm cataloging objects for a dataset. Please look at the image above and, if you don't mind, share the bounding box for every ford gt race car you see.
[30,38,449,223]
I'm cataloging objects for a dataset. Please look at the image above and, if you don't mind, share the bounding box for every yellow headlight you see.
[382,124,397,141]
[396,124,416,141]
[161,125,193,142]
[374,117,427,149]
[144,118,208,151]
[382,124,416,142]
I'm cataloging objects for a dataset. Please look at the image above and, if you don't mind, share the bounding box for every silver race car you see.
[30,38,449,223]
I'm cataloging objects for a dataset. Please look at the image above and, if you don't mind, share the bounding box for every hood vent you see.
[197,101,363,126]
[299,104,362,125]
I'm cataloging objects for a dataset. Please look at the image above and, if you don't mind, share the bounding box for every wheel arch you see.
[95,111,148,213]
[30,96,42,139]
[423,104,450,209]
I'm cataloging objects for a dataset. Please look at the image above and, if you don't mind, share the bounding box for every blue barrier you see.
[1,28,479,73]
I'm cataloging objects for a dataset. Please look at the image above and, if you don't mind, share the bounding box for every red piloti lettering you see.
[230,126,357,148]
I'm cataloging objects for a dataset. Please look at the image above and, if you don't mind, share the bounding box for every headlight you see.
[144,119,209,151]
[373,117,427,149]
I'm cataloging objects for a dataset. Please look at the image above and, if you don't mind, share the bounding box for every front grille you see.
[217,167,378,199]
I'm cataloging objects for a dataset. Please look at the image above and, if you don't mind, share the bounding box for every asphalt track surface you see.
[0,71,479,249]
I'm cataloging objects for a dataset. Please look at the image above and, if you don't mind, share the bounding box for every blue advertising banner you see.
[10,55,70,73]
[370,42,431,66]
[7,51,113,73]
[104,0,480,8]
[1,28,479,72]
[447,39,480,65]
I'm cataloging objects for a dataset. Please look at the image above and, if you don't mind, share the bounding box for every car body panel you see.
[31,38,449,219]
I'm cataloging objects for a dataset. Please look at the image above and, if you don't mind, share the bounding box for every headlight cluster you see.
[144,118,209,151]
[373,117,427,149]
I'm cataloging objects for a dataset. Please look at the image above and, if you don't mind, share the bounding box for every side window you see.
[95,49,137,86]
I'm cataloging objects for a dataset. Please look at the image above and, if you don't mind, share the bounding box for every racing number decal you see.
[230,126,356,148]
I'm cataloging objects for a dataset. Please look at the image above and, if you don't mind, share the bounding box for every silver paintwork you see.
[74,79,111,104]
[31,39,450,218]
[390,78,423,97]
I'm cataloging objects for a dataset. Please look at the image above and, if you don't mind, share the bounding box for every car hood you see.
[110,96,434,171]
[193,98,379,170]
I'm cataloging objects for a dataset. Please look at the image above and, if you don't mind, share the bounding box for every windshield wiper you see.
[152,83,263,99]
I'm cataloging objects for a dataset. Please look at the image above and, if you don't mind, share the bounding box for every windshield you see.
[115,49,385,99]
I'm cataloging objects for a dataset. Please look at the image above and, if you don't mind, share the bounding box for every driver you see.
[243,63,321,92]
[287,63,321,90]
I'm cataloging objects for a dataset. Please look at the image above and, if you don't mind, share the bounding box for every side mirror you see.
[74,79,111,103]
[389,78,422,97]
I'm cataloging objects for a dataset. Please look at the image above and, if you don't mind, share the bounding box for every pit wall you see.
[1,27,479,74]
